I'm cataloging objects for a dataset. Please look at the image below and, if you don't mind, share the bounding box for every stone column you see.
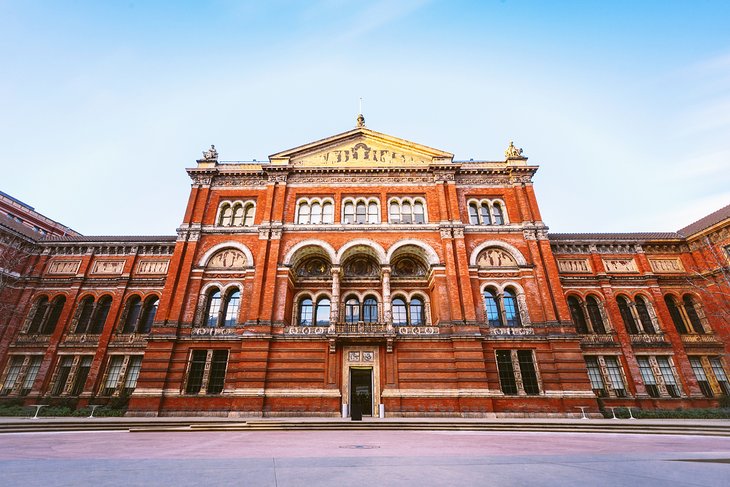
[382,267,392,331]
[329,267,341,333]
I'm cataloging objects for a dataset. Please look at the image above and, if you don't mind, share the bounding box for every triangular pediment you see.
[269,127,453,167]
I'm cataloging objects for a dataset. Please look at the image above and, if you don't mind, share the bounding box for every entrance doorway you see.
[349,368,373,416]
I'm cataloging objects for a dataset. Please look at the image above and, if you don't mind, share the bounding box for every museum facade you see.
[1,117,729,417]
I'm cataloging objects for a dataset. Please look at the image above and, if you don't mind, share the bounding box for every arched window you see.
[682,295,704,334]
[363,297,378,323]
[617,296,638,334]
[483,289,502,327]
[367,202,379,224]
[468,203,479,224]
[206,289,222,327]
[413,202,425,223]
[389,202,400,223]
[635,296,655,334]
[480,203,492,225]
[310,202,322,224]
[41,296,65,334]
[27,296,50,334]
[392,298,407,326]
[664,295,687,334]
[503,289,521,327]
[243,204,255,226]
[122,296,142,333]
[586,296,606,334]
[401,202,412,223]
[88,296,112,334]
[315,298,330,326]
[297,203,310,224]
[409,297,424,325]
[322,202,334,224]
[567,296,588,334]
[492,202,505,225]
[75,296,95,334]
[138,296,159,333]
[223,290,240,327]
[343,202,355,224]
[345,297,360,324]
[356,202,367,224]
[232,205,244,226]
[219,205,233,226]
[298,298,313,326]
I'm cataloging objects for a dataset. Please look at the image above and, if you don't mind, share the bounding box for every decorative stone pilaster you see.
[329,267,341,333]
[382,267,392,331]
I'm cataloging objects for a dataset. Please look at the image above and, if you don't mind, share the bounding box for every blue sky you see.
[2,1,729,235]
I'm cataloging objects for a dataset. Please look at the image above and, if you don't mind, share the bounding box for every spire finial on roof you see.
[356,97,365,127]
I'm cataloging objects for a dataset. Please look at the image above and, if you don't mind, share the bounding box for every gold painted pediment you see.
[269,128,453,167]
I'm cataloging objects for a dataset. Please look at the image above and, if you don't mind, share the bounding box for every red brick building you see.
[1,119,728,417]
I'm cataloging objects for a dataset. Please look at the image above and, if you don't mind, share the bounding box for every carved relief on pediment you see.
[206,248,246,269]
[476,248,517,268]
[293,140,432,167]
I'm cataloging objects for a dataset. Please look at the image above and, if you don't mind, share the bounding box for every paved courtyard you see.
[1,428,729,486]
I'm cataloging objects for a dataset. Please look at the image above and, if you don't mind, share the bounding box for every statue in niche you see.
[202,145,218,161]
[344,256,379,278]
[392,257,427,278]
[296,257,331,277]
[477,248,517,268]
[207,249,246,269]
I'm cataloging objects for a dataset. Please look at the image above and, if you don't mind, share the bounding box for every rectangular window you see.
[637,357,659,398]
[70,356,92,396]
[103,356,124,395]
[517,350,540,395]
[185,350,208,394]
[604,356,626,397]
[22,356,42,395]
[585,357,606,396]
[123,356,143,395]
[52,356,74,395]
[709,357,730,396]
[1,356,24,395]
[690,357,713,398]
[656,357,681,398]
[496,350,518,395]
[207,350,229,395]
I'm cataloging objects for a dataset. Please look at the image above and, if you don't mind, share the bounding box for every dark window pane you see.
[617,297,638,334]
[568,296,588,334]
[409,298,424,326]
[89,297,111,334]
[586,296,606,334]
[468,204,479,225]
[484,290,503,327]
[138,297,159,333]
[75,297,95,334]
[363,297,378,323]
[315,298,330,326]
[185,350,207,394]
[299,298,313,326]
[223,291,240,327]
[42,297,65,334]
[635,297,655,334]
[503,290,521,327]
[480,204,491,225]
[28,297,49,334]
[206,290,221,327]
[496,350,518,394]
[392,298,407,326]
[492,203,504,225]
[52,357,74,395]
[665,295,688,334]
[71,357,92,395]
[122,297,142,333]
[683,295,704,334]
[518,350,540,395]
[207,350,228,395]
